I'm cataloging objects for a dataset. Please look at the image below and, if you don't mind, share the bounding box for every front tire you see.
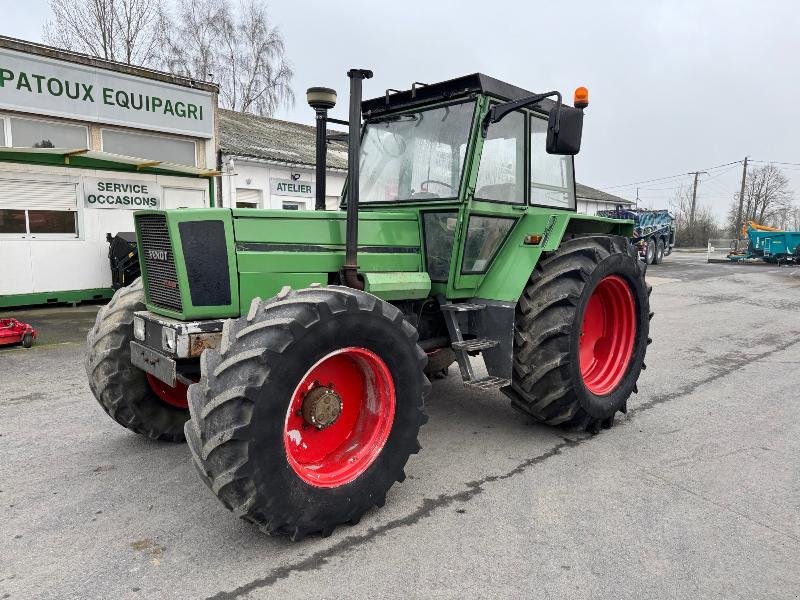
[508,236,651,432]
[85,278,189,442]
[185,286,429,540]
[21,333,33,348]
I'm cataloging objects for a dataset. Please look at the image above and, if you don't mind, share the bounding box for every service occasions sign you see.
[270,178,313,197]
[0,48,213,138]
[84,178,161,209]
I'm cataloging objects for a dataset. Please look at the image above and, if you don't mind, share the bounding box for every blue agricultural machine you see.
[728,221,800,264]
[597,207,676,264]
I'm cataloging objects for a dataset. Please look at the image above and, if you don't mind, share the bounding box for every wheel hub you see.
[301,385,343,429]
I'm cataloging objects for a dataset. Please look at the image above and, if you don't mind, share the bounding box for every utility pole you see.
[735,156,748,239]
[636,187,639,207]
[688,171,707,227]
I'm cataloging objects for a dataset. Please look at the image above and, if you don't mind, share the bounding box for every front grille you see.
[136,214,183,312]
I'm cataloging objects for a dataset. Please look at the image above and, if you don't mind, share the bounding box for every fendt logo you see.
[147,249,170,261]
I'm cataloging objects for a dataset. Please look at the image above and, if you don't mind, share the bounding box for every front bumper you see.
[130,311,225,385]
[132,310,225,359]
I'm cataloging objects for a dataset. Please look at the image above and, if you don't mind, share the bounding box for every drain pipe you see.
[342,69,373,290]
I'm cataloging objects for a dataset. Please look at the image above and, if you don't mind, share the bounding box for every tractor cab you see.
[338,72,590,300]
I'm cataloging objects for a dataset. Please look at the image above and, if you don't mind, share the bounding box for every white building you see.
[576,183,634,214]
[219,109,347,211]
[0,36,219,308]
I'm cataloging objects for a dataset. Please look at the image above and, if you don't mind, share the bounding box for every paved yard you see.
[1,252,799,599]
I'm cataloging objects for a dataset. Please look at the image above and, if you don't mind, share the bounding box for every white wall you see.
[0,162,209,296]
[220,155,346,211]
[577,198,633,215]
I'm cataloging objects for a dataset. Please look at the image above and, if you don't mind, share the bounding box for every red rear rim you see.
[146,374,190,409]
[284,347,396,488]
[579,275,637,396]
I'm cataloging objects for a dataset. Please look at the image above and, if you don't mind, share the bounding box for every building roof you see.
[219,109,349,170]
[0,36,218,94]
[575,183,633,206]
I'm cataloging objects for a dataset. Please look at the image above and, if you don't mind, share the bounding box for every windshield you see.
[357,101,475,202]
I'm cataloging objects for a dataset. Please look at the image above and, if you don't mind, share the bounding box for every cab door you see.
[447,106,527,297]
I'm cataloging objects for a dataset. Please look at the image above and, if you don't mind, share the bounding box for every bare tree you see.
[670,184,720,247]
[726,164,794,233]
[162,0,294,116]
[44,0,166,66]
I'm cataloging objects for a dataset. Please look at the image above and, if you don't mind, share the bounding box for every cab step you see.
[464,376,511,390]
[452,338,498,352]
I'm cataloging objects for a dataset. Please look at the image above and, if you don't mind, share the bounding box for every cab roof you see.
[361,73,559,118]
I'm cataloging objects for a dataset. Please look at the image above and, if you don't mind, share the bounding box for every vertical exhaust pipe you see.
[342,69,373,290]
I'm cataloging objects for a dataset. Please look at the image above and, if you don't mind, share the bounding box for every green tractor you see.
[85,70,650,540]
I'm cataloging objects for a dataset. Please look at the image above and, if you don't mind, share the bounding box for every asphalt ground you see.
[1,251,799,600]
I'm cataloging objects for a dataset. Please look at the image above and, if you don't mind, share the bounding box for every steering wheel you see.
[420,179,453,192]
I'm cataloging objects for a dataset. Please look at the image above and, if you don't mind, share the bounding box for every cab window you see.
[530,116,575,208]
[474,110,525,203]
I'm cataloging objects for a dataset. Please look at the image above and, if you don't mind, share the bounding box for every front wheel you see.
[508,236,651,432]
[85,278,189,442]
[185,286,429,540]
[21,333,34,348]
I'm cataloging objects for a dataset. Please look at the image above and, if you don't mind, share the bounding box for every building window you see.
[0,178,78,237]
[530,116,575,209]
[475,110,525,203]
[282,201,302,210]
[236,188,261,208]
[102,129,196,166]
[0,117,6,147]
[9,117,88,149]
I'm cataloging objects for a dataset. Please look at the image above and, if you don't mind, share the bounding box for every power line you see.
[748,160,800,167]
[601,160,742,189]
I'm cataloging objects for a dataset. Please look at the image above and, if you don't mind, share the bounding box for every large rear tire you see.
[85,278,189,442]
[508,236,651,432]
[185,286,429,540]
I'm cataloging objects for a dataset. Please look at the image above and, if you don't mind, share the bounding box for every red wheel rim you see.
[579,275,637,395]
[146,374,190,409]
[284,347,395,488]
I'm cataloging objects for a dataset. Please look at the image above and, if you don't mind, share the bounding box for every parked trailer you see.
[728,221,800,263]
[597,208,675,264]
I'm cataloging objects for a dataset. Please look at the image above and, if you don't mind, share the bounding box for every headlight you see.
[162,327,177,352]
[133,316,146,341]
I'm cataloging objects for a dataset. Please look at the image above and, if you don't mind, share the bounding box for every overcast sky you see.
[3,0,798,219]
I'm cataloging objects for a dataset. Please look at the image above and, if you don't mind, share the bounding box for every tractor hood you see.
[134,208,427,320]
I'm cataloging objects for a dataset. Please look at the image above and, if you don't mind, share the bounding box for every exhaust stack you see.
[342,69,373,290]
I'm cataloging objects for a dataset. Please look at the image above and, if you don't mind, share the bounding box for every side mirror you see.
[546,105,583,155]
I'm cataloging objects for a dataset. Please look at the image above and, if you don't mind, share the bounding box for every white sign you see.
[0,48,213,138]
[84,177,161,209]
[271,178,313,197]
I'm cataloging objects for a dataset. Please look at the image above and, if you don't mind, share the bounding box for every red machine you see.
[0,318,37,348]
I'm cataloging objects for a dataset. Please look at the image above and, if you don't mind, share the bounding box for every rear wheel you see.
[654,238,665,264]
[645,237,656,264]
[508,236,651,432]
[85,278,189,442]
[185,286,429,540]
